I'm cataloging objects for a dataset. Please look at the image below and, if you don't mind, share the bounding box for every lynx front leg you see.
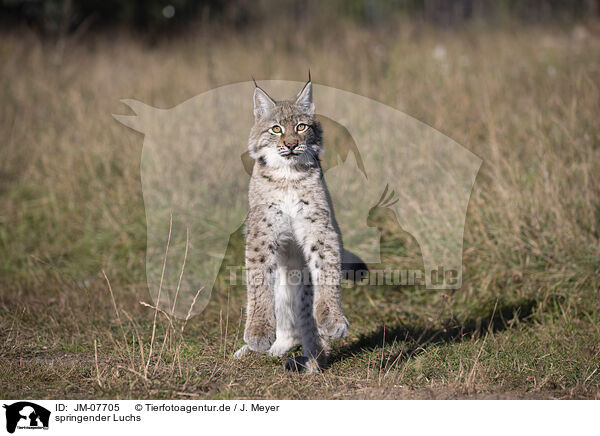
[237,208,280,355]
[296,217,349,340]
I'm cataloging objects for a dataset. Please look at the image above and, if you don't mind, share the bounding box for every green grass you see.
[1,22,599,399]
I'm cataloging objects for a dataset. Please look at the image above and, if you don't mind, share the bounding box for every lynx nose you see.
[284,141,299,151]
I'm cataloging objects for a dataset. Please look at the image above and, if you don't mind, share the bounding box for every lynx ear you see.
[295,78,314,114]
[253,83,275,120]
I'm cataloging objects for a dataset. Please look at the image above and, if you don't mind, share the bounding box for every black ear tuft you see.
[295,77,314,114]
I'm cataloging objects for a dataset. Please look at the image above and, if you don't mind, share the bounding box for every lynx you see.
[233,77,349,372]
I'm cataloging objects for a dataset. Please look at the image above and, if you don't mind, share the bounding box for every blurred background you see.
[1,0,599,35]
[1,1,599,399]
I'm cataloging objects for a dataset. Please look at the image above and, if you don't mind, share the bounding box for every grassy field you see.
[1,21,599,399]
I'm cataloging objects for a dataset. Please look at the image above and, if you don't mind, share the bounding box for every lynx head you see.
[248,77,323,169]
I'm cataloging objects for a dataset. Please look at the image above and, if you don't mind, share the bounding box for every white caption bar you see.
[0,400,596,435]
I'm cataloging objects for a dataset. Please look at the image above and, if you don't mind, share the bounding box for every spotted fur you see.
[233,78,348,373]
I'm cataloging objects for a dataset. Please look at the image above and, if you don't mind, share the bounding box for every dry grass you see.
[1,21,599,399]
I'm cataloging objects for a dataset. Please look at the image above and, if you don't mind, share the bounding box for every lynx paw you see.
[246,334,275,353]
[268,337,299,357]
[244,322,275,352]
[319,315,349,339]
[315,300,349,339]
[233,345,250,359]
[284,356,321,374]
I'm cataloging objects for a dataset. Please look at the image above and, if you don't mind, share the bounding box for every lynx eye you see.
[269,125,283,135]
[296,123,308,132]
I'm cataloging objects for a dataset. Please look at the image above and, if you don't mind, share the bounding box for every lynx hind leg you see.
[269,252,302,357]
[284,280,329,374]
